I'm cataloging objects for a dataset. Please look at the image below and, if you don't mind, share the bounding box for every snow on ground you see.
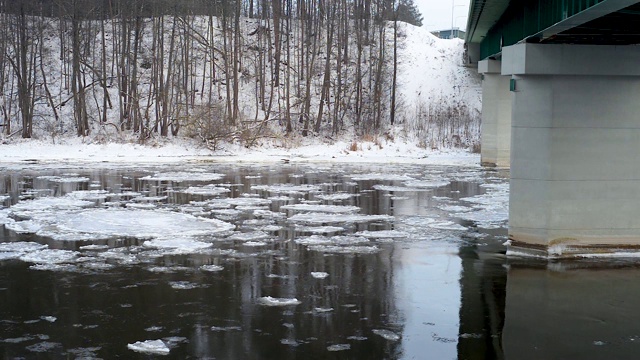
[0,137,479,167]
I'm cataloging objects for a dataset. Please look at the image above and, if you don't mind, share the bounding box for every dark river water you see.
[0,162,638,359]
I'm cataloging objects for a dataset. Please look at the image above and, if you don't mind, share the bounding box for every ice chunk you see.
[308,245,380,254]
[20,249,78,264]
[169,281,202,290]
[294,235,332,245]
[0,242,48,253]
[143,238,213,253]
[244,241,268,247]
[37,176,90,183]
[311,272,329,279]
[141,172,224,182]
[315,193,355,201]
[373,185,432,192]
[257,296,301,306]
[355,230,408,239]
[252,184,322,194]
[288,213,393,225]
[372,329,400,341]
[314,307,333,313]
[428,221,467,231]
[22,208,234,241]
[182,185,230,196]
[349,174,414,181]
[200,264,224,272]
[4,220,42,234]
[281,204,360,213]
[211,325,242,331]
[327,344,351,351]
[295,226,345,234]
[127,339,170,355]
[26,341,61,352]
[403,180,450,188]
[229,231,270,242]
[41,316,57,322]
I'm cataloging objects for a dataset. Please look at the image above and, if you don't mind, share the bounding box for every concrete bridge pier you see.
[479,59,512,168]
[503,43,640,256]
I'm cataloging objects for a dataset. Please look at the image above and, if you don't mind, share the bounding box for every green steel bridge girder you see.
[466,0,640,61]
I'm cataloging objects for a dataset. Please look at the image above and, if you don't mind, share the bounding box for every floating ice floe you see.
[182,185,231,196]
[295,226,345,234]
[0,241,48,253]
[67,190,109,201]
[229,231,271,242]
[257,296,302,306]
[9,208,234,241]
[37,176,90,183]
[169,281,203,290]
[252,184,322,194]
[244,241,268,247]
[311,272,329,279]
[308,245,380,254]
[127,339,170,355]
[211,325,242,331]
[143,238,213,254]
[281,204,360,213]
[288,213,393,225]
[355,230,408,239]
[315,193,356,201]
[200,264,224,272]
[372,329,401,341]
[455,182,509,228]
[428,221,467,231]
[348,174,414,181]
[327,344,351,351]
[141,172,224,182]
[373,185,432,192]
[20,249,78,264]
[403,179,451,188]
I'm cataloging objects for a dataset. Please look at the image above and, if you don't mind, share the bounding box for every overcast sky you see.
[415,0,470,32]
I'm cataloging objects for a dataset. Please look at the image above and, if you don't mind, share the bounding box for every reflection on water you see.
[0,163,638,359]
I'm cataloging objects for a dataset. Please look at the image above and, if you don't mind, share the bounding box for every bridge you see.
[465,1,640,256]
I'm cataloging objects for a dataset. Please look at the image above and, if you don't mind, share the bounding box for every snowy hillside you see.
[0,13,480,160]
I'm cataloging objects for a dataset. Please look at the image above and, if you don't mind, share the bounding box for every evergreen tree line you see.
[0,0,427,145]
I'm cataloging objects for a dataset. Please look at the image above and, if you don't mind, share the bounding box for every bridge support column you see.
[479,59,511,167]
[503,43,640,256]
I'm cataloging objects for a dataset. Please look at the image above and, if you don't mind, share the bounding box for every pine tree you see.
[396,0,423,27]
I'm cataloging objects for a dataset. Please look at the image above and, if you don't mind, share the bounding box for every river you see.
[0,162,636,359]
